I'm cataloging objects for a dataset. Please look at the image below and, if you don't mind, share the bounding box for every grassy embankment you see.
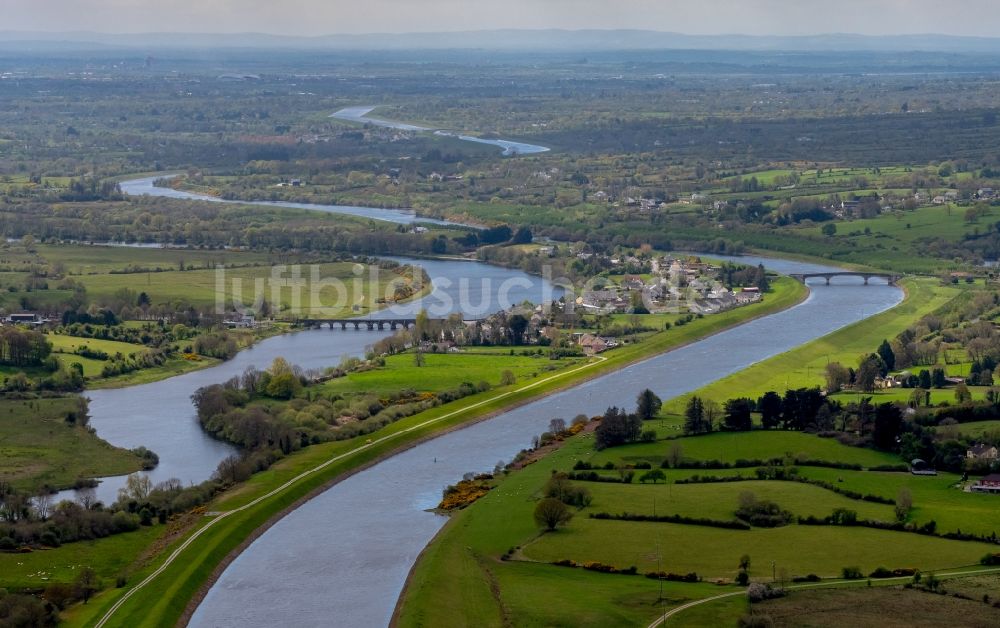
[0,397,145,492]
[51,278,806,627]
[394,277,996,627]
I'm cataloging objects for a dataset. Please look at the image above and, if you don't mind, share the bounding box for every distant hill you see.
[4,29,1000,53]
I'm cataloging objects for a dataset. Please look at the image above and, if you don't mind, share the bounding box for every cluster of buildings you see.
[577,256,761,316]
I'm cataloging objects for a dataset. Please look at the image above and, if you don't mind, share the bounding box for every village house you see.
[967,443,1000,461]
[580,289,629,313]
[576,333,619,355]
[841,199,861,214]
[621,275,645,291]
[223,313,257,329]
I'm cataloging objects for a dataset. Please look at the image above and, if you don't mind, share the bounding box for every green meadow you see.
[318,348,581,397]
[0,398,145,492]
[396,429,1000,628]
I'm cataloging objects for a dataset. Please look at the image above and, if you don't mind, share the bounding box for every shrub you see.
[39,531,60,547]
[842,566,864,579]
[869,566,894,578]
[645,571,700,582]
[590,511,750,530]
[746,582,785,602]
[534,498,573,531]
[734,493,793,528]
[544,473,592,507]
[639,469,666,484]
[982,553,1000,566]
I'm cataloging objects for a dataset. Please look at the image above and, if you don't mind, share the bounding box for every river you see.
[330,106,551,156]
[190,257,903,628]
[119,176,460,227]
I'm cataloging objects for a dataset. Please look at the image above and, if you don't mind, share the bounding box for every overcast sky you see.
[8,0,1000,37]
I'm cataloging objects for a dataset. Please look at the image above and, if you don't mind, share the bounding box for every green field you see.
[587,431,900,468]
[42,329,227,386]
[748,582,1000,628]
[522,520,991,578]
[1,242,426,320]
[396,425,1000,627]
[76,261,416,318]
[577,479,895,522]
[319,348,579,397]
[0,525,166,590]
[47,334,149,377]
[0,398,144,492]
[957,420,1000,440]
[798,202,1000,245]
[395,429,1000,627]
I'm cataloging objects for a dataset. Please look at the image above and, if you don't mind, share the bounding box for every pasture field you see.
[587,430,900,468]
[0,397,144,492]
[797,202,1000,243]
[43,330,225,384]
[318,349,582,397]
[397,377,1000,628]
[521,519,992,578]
[957,420,1000,439]
[0,525,166,591]
[749,583,1000,628]
[75,261,418,318]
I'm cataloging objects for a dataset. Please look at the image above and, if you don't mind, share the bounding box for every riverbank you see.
[63,278,807,627]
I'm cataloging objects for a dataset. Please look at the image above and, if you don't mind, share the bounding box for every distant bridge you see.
[297,318,418,331]
[789,272,901,286]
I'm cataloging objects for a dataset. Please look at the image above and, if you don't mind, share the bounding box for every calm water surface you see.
[331,106,550,155]
[120,176,458,226]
